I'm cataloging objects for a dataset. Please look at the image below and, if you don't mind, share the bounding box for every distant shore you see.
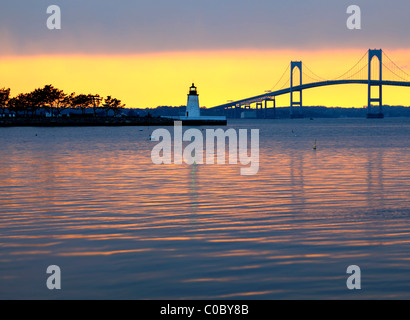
[0,116,227,127]
[0,116,172,127]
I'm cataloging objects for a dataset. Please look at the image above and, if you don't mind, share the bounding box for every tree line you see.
[0,85,125,117]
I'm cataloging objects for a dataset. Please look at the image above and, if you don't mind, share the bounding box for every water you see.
[1,118,410,299]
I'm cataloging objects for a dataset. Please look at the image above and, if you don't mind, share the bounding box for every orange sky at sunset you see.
[1,48,410,109]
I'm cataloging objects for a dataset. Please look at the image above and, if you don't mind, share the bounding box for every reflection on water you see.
[290,152,306,208]
[366,150,385,208]
[0,118,410,299]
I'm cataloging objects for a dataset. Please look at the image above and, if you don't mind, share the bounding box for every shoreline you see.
[0,116,227,127]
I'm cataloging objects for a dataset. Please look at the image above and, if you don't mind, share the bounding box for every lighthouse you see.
[161,82,226,125]
[186,83,201,118]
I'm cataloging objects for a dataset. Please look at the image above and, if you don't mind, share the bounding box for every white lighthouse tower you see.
[162,82,226,124]
[186,83,201,118]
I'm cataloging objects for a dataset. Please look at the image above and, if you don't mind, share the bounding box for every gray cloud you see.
[1,0,409,55]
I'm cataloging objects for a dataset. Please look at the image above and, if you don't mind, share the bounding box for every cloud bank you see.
[1,0,409,55]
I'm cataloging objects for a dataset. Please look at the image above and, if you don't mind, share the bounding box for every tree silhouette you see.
[89,94,102,117]
[30,85,66,116]
[72,94,93,115]
[103,96,125,117]
[55,92,75,116]
[27,89,46,116]
[8,93,31,117]
[0,88,10,116]
[2,85,131,119]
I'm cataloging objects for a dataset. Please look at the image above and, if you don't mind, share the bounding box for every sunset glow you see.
[2,49,410,109]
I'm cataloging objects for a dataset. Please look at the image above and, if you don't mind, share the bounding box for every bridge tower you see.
[290,61,303,118]
[367,49,384,118]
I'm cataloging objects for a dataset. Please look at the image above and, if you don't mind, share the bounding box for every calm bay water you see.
[1,118,410,299]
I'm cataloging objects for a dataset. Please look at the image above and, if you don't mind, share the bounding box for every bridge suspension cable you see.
[382,51,410,82]
[332,50,369,80]
[302,71,322,84]
[259,48,410,107]
[302,63,327,82]
[347,63,368,80]
[270,64,290,91]
[268,50,410,92]
[280,78,291,90]
[268,50,371,93]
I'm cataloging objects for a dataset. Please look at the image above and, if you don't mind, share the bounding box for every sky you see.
[1,0,410,108]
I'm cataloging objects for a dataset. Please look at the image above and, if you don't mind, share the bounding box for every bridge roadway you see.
[210,80,410,110]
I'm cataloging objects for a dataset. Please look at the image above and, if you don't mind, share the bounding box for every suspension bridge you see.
[210,49,410,118]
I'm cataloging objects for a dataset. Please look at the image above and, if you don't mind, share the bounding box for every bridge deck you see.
[211,80,410,110]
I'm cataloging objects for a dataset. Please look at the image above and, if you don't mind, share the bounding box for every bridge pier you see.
[272,98,276,119]
[264,100,267,118]
[235,104,242,119]
[264,98,275,119]
[256,102,262,118]
[225,105,234,118]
